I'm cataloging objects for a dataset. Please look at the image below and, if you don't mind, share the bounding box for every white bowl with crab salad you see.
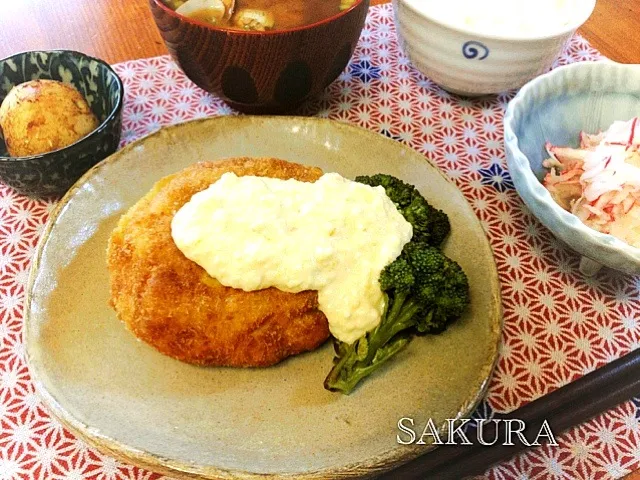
[504,61,640,276]
[393,0,595,96]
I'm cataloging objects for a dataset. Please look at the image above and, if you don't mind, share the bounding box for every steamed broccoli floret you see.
[403,242,470,333]
[379,257,414,292]
[355,174,450,247]
[379,242,469,335]
[403,194,451,247]
[354,173,415,207]
[324,238,470,394]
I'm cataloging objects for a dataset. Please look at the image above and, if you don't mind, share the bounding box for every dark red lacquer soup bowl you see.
[149,0,369,113]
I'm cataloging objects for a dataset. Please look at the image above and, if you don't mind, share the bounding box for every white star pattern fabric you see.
[0,4,638,479]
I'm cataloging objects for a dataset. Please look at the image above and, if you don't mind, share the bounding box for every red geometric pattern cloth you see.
[0,4,638,479]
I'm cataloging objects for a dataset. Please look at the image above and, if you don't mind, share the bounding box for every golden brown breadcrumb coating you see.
[107,158,330,367]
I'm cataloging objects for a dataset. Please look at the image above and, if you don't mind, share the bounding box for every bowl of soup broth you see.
[149,0,369,113]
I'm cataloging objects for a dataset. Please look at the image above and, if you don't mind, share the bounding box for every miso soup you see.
[165,0,358,31]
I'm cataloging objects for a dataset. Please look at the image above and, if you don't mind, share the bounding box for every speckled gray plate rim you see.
[504,61,640,275]
[25,116,502,479]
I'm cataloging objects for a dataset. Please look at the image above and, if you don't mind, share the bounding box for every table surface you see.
[0,1,638,480]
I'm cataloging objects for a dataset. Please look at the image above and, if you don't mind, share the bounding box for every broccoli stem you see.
[324,337,410,394]
[324,291,422,394]
[363,292,420,364]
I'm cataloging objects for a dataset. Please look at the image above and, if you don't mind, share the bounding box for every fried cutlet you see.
[107,157,330,367]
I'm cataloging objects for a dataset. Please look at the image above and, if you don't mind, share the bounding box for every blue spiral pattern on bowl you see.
[462,41,489,60]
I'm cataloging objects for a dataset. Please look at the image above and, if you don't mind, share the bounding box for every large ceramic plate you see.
[25,116,501,479]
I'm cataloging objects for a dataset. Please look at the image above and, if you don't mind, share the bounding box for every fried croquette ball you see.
[0,79,99,157]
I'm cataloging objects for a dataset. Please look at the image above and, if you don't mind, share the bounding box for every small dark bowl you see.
[0,50,124,198]
[149,0,369,114]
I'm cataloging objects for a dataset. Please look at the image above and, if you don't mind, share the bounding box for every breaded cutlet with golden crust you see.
[107,157,330,367]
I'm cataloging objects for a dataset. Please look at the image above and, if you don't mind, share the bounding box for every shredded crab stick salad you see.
[543,117,640,248]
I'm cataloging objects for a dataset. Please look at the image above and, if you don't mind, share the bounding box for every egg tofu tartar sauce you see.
[171,172,413,344]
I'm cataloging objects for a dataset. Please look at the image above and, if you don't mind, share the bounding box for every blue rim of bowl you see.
[504,61,640,268]
[151,0,367,36]
[0,49,125,164]
[398,0,596,42]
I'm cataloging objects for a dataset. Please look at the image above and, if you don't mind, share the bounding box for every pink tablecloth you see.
[1,4,638,479]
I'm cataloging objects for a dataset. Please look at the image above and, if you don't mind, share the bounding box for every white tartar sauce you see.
[171,172,413,344]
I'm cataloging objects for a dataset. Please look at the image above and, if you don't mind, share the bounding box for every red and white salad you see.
[543,117,640,248]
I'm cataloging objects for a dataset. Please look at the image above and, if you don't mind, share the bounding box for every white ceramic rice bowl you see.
[393,0,595,96]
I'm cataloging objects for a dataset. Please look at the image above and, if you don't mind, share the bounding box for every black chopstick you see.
[378,348,640,480]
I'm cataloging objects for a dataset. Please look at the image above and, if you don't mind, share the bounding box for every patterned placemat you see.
[1,4,638,479]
